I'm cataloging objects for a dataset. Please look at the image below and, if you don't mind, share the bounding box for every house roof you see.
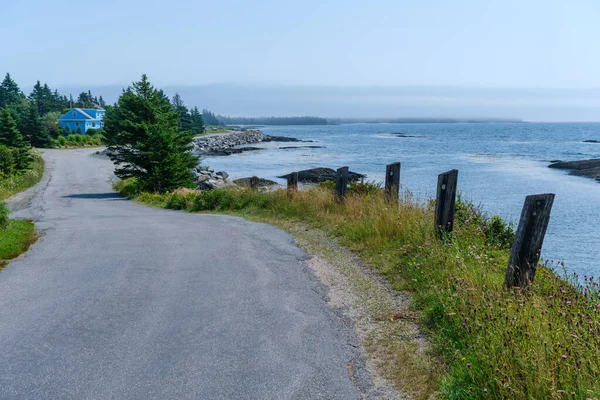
[59,108,105,121]
[76,108,94,119]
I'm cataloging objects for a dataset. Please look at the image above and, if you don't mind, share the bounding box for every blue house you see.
[58,108,105,133]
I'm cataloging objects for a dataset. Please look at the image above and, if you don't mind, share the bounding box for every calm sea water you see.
[203,123,600,278]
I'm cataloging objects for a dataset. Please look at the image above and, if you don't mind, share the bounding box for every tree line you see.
[216,115,327,126]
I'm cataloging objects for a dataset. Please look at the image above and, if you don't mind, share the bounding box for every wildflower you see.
[465,219,470,223]
[549,295,553,299]
[467,363,471,368]
[561,354,567,359]
[483,225,487,229]
[567,301,572,305]
[484,388,488,392]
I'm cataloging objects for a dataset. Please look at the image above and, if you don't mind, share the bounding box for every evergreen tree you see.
[172,93,192,132]
[98,96,106,108]
[103,74,196,193]
[0,73,23,108]
[190,106,205,135]
[19,103,52,148]
[202,109,221,126]
[0,108,31,170]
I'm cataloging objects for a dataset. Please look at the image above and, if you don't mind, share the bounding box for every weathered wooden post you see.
[335,166,349,202]
[287,172,298,194]
[250,176,259,190]
[435,169,458,233]
[385,162,401,202]
[504,193,555,290]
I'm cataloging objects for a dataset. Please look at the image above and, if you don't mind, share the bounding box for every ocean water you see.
[203,123,600,278]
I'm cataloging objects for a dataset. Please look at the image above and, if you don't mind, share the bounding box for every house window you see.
[92,122,96,127]
[73,111,76,117]
[76,122,79,126]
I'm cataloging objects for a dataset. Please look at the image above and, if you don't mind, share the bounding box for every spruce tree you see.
[172,93,192,132]
[190,106,205,135]
[103,74,197,193]
[0,73,23,108]
[19,103,52,148]
[0,108,31,170]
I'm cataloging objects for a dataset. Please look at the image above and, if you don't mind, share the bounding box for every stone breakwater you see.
[192,130,266,156]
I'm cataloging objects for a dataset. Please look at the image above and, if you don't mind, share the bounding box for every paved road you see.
[0,149,365,399]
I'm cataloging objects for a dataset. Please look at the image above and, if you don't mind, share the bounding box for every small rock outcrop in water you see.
[279,168,365,183]
[583,140,600,143]
[549,159,600,181]
[233,177,278,187]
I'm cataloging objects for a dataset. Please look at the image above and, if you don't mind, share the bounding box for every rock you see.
[262,135,303,143]
[233,177,278,187]
[278,168,365,183]
[279,146,324,150]
[549,159,600,181]
[216,171,229,179]
[584,140,600,143]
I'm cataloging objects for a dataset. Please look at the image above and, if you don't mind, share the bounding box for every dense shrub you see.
[53,133,103,148]
[0,202,9,229]
[0,145,16,176]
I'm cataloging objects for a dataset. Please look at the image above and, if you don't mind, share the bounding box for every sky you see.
[1,0,599,120]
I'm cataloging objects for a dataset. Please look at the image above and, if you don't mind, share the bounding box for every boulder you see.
[278,168,365,183]
[233,177,278,187]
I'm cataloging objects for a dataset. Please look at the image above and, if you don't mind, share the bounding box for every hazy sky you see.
[1,0,599,88]
[2,0,599,120]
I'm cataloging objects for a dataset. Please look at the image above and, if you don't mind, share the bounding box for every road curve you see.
[0,149,364,399]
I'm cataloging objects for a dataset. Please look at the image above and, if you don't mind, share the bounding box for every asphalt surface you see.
[1,149,364,399]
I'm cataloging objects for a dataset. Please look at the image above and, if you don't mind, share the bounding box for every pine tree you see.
[190,106,205,135]
[0,73,23,108]
[0,108,31,170]
[103,74,197,193]
[172,93,192,132]
[19,103,52,148]
[98,96,106,108]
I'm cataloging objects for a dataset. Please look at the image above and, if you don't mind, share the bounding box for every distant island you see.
[326,117,525,124]
[217,116,328,126]
[214,115,524,126]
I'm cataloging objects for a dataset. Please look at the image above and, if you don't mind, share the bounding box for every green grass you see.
[0,153,45,201]
[116,179,600,399]
[0,219,36,269]
[195,126,232,136]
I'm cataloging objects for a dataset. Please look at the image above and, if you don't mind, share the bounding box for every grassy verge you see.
[0,153,45,201]
[0,219,37,269]
[116,179,600,399]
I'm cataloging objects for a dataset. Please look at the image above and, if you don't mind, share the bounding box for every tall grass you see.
[117,179,600,399]
[0,153,44,201]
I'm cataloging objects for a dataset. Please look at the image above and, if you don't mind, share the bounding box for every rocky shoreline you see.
[549,159,600,181]
[191,130,310,156]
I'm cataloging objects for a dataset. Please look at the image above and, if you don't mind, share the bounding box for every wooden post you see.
[287,172,298,193]
[504,193,555,290]
[250,176,259,189]
[385,162,401,202]
[335,166,349,202]
[435,169,458,233]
